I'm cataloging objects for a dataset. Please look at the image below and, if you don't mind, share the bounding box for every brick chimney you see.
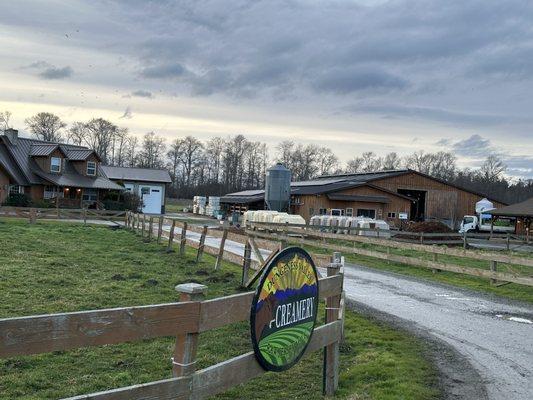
[4,128,18,145]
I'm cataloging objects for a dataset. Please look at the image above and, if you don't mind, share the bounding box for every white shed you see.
[101,166,172,214]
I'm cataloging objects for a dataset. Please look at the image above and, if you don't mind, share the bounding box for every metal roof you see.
[66,148,98,161]
[29,144,60,157]
[100,165,172,183]
[35,169,124,190]
[488,197,533,218]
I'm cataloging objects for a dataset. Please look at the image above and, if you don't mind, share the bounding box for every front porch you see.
[44,185,102,209]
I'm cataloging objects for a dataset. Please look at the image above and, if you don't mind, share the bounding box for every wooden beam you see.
[0,302,200,358]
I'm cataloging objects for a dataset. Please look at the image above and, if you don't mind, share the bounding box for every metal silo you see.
[265,163,291,212]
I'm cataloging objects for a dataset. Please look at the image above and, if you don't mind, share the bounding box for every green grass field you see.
[0,219,438,400]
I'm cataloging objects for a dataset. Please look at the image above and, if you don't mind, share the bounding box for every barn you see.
[220,169,506,228]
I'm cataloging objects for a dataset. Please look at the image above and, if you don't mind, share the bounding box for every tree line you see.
[1,111,532,203]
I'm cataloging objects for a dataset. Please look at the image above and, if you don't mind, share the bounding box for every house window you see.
[44,185,62,199]
[319,208,327,215]
[346,208,353,217]
[9,185,24,195]
[357,209,376,218]
[82,188,98,202]
[387,212,396,218]
[50,157,61,173]
[141,187,150,195]
[86,161,96,176]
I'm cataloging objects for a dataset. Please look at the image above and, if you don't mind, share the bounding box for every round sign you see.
[250,246,319,371]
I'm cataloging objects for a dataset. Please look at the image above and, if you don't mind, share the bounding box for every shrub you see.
[3,193,32,207]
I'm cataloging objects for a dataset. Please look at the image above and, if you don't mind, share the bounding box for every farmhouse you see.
[0,128,123,207]
[0,128,171,213]
[221,169,506,228]
[100,165,171,214]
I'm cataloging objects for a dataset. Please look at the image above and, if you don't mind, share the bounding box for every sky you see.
[0,0,532,179]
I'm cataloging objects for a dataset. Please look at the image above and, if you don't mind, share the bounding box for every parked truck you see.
[459,198,515,233]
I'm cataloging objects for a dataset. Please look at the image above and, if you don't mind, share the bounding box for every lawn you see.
[0,219,439,400]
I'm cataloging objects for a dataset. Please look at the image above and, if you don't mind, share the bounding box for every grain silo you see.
[265,163,291,212]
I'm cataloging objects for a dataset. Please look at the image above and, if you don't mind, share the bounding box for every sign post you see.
[250,247,319,372]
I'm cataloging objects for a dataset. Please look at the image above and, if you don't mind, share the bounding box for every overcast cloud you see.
[0,0,531,178]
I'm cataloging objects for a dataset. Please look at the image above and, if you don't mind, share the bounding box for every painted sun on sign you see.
[250,247,319,371]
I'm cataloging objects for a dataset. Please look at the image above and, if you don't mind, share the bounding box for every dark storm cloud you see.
[131,90,154,98]
[141,63,186,79]
[452,134,494,157]
[313,67,409,94]
[39,66,73,80]
[346,104,533,128]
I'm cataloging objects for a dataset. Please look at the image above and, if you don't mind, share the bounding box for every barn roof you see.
[488,197,533,218]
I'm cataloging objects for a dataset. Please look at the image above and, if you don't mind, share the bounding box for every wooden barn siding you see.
[371,172,506,225]
[293,185,411,224]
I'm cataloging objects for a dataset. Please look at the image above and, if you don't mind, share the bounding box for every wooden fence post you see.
[167,219,176,252]
[419,232,424,245]
[147,217,154,242]
[463,232,467,249]
[179,222,188,256]
[323,252,342,396]
[432,250,438,274]
[241,240,252,287]
[490,260,498,285]
[172,283,207,379]
[29,208,36,224]
[506,233,510,252]
[215,228,228,270]
[196,225,208,263]
[157,216,163,244]
[141,214,146,238]
[124,211,128,228]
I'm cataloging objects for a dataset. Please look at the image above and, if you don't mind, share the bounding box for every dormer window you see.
[87,161,96,176]
[51,157,61,173]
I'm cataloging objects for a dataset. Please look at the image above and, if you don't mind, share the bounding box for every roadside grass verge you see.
[302,237,533,304]
[0,218,438,400]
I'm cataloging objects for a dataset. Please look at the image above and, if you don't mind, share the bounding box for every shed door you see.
[141,186,162,214]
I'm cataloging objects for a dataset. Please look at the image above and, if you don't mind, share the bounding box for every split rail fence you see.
[0,206,125,224]
[0,213,345,399]
[245,222,533,288]
[248,220,530,247]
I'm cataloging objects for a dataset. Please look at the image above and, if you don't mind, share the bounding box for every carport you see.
[489,197,533,242]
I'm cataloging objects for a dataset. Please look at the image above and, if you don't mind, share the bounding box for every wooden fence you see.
[244,224,533,288]
[0,214,345,399]
[248,221,531,247]
[0,206,126,223]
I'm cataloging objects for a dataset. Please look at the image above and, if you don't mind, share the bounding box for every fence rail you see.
[244,227,533,288]
[0,239,344,400]
[247,220,530,246]
[0,206,126,222]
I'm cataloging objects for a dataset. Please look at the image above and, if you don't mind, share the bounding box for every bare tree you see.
[382,152,401,170]
[480,154,506,182]
[138,132,166,169]
[345,157,363,173]
[67,122,86,146]
[0,110,12,130]
[360,152,382,172]
[25,112,66,142]
[317,147,339,176]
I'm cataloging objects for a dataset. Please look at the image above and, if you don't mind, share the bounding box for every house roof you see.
[0,133,120,189]
[29,143,62,157]
[488,197,533,218]
[100,165,172,183]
